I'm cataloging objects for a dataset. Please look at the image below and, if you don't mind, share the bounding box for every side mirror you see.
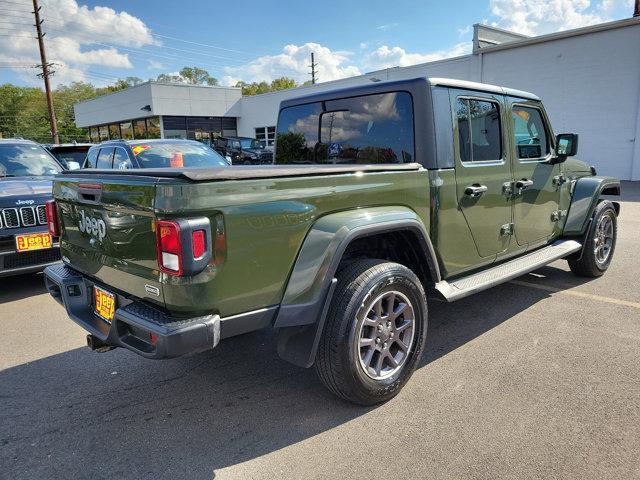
[554,133,579,162]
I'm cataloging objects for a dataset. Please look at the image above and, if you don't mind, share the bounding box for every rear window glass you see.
[50,149,88,166]
[131,142,229,168]
[276,91,414,164]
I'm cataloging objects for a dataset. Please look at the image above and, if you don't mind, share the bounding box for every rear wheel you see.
[315,259,428,405]
[568,200,617,277]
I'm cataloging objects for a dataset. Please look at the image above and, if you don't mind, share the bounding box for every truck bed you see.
[59,163,423,182]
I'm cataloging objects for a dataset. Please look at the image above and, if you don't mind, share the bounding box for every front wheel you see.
[314,259,428,405]
[568,200,617,277]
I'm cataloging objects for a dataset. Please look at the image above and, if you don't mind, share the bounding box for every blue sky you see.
[0,0,634,87]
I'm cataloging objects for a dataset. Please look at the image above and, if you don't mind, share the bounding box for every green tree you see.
[179,67,218,86]
[270,77,297,91]
[238,77,298,96]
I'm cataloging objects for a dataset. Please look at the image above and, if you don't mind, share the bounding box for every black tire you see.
[315,259,428,405]
[568,200,617,277]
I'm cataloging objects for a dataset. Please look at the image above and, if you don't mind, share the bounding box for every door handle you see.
[515,179,534,191]
[464,184,488,197]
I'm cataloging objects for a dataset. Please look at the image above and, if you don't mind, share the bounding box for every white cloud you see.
[364,42,472,70]
[147,59,164,70]
[222,42,361,85]
[40,0,157,48]
[0,0,156,86]
[489,0,632,36]
[360,42,369,49]
[377,23,400,31]
[458,25,472,37]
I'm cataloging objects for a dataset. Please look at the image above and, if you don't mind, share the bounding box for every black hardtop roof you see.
[278,76,540,109]
[279,78,428,109]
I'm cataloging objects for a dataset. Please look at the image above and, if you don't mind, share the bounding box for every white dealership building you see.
[74,17,640,180]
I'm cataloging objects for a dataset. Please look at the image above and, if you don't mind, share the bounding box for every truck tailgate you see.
[54,176,163,307]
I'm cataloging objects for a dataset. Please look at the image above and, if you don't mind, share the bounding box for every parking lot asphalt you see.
[1,182,639,480]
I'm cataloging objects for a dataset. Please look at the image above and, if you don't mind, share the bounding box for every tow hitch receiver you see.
[86,334,116,353]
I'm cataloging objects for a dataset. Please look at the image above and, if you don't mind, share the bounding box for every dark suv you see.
[82,139,230,170]
[214,137,273,165]
[0,139,63,277]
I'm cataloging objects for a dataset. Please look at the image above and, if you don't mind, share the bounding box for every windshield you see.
[0,144,62,177]
[131,142,229,168]
[239,139,263,149]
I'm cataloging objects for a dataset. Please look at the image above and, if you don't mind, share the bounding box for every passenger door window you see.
[456,98,503,163]
[113,147,133,169]
[512,106,549,160]
[96,147,114,169]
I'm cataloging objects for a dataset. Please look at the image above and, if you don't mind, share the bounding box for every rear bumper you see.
[43,263,220,359]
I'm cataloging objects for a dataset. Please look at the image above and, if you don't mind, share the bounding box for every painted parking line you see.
[510,280,640,310]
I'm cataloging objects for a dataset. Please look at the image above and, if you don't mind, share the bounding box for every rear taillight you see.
[156,220,183,275]
[156,217,220,276]
[45,199,59,236]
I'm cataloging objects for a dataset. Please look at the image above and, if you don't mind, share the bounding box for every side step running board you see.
[435,240,582,302]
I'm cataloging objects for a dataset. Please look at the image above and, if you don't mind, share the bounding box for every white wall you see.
[150,83,241,117]
[75,83,154,127]
[237,20,640,180]
[480,23,640,180]
[74,82,242,127]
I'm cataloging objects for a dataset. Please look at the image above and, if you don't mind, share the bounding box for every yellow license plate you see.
[94,286,116,323]
[15,232,52,252]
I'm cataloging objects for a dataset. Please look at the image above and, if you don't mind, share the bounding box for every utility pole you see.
[309,52,318,85]
[32,0,59,144]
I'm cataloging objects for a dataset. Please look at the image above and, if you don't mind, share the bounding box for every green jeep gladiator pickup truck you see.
[44,78,620,405]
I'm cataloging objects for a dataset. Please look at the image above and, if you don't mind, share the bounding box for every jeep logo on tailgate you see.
[79,210,106,242]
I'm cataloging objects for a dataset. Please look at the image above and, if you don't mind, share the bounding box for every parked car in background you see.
[44,142,92,170]
[214,136,273,165]
[0,139,62,277]
[82,139,230,170]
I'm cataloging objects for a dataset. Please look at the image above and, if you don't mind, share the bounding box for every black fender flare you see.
[274,206,440,368]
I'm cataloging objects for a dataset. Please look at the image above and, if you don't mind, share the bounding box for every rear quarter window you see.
[276,91,414,164]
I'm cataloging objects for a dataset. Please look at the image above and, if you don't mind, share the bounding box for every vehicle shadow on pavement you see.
[0,272,49,304]
[0,266,591,480]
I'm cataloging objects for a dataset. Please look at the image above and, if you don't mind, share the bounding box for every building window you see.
[255,126,276,146]
[120,121,133,140]
[146,117,161,139]
[89,127,99,143]
[108,123,121,140]
[98,125,109,141]
[133,119,147,139]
